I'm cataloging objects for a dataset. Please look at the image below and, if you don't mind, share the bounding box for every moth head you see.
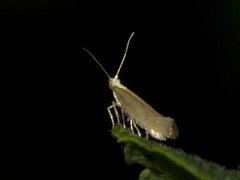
[109,76,120,89]
[109,76,126,90]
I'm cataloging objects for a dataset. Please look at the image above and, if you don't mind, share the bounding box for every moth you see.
[83,32,178,140]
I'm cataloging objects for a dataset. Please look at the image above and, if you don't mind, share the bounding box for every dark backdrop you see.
[1,0,240,179]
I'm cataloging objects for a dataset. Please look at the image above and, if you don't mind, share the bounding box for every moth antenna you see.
[115,32,135,78]
[82,47,111,79]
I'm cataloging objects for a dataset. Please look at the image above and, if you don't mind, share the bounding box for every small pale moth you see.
[83,32,178,141]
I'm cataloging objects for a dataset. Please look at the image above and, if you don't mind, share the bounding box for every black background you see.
[1,0,240,179]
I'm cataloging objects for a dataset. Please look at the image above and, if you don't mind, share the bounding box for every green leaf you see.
[111,127,240,180]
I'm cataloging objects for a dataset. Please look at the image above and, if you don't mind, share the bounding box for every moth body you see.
[83,32,179,141]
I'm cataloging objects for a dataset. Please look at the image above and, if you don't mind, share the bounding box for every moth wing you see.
[112,86,178,140]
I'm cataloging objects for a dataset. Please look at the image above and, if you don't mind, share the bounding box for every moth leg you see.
[145,131,149,139]
[107,105,115,127]
[112,101,122,125]
[130,119,134,133]
[120,108,126,128]
[132,120,141,137]
[107,101,121,127]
